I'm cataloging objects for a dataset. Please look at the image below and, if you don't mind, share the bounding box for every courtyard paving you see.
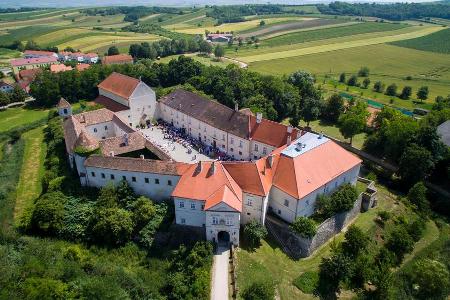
[140,126,212,163]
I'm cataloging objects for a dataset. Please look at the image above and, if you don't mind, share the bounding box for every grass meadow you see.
[390,28,450,54]
[0,108,49,132]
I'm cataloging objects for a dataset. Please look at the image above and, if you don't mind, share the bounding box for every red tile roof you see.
[57,98,70,108]
[249,116,299,148]
[50,64,73,73]
[97,72,140,100]
[73,108,115,126]
[18,68,41,80]
[99,131,147,156]
[94,95,129,112]
[172,161,242,212]
[76,63,90,72]
[11,57,58,66]
[24,50,56,57]
[74,130,99,151]
[204,185,242,212]
[272,140,362,199]
[101,54,133,65]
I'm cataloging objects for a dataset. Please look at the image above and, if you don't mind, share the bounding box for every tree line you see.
[80,6,184,22]
[317,1,450,21]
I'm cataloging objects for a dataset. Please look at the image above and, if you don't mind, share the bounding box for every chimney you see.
[140,154,145,159]
[234,102,239,111]
[210,161,216,174]
[295,142,303,152]
[287,125,293,134]
[109,151,115,157]
[267,155,274,168]
[262,164,266,175]
[123,133,129,146]
[319,131,324,139]
[256,112,262,124]
[80,114,86,123]
[196,161,202,173]
[287,136,291,146]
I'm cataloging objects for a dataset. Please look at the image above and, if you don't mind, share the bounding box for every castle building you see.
[62,72,362,246]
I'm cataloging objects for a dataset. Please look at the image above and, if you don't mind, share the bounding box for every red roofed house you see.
[10,56,58,73]
[24,50,58,59]
[101,54,133,65]
[96,72,157,127]
[51,64,73,73]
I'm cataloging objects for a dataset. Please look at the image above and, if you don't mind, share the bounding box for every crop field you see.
[0,26,60,45]
[390,28,450,54]
[250,43,450,100]
[0,8,79,22]
[239,26,443,63]
[238,18,347,39]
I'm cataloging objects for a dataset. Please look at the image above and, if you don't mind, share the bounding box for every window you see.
[181,218,186,224]
[284,199,289,207]
[191,203,195,210]
[179,201,184,208]
[212,216,218,225]
[254,144,258,151]
[239,151,242,155]
[104,125,108,130]
[201,204,205,210]
[168,180,172,186]
[93,128,97,133]
[222,134,225,141]
[63,109,67,114]
[101,173,105,179]
[230,148,234,152]
[122,176,126,181]
[222,144,225,149]
[110,174,115,180]
[247,212,251,215]
[247,199,253,206]
[306,200,310,206]
[145,178,149,183]
[132,176,136,182]
[129,123,132,126]
[239,140,243,148]
[91,172,95,177]
[278,209,281,215]
[226,218,232,226]
[230,138,234,145]
[263,147,267,155]
[335,181,338,187]
[155,178,160,184]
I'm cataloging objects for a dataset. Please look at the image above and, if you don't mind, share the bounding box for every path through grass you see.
[14,126,47,226]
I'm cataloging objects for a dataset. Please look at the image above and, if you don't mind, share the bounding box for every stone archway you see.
[217,230,230,246]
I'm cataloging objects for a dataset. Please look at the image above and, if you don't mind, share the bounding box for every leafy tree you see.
[96,183,119,208]
[289,102,301,128]
[131,196,156,230]
[199,40,212,54]
[290,217,317,238]
[317,252,353,298]
[347,75,358,86]
[407,182,429,212]
[330,183,358,212]
[339,72,346,83]
[92,208,134,246]
[380,115,419,161]
[362,78,370,89]
[32,192,67,235]
[324,93,345,123]
[245,94,278,120]
[341,225,369,257]
[301,97,323,126]
[411,259,450,300]
[358,66,369,77]
[214,44,225,59]
[243,219,268,247]
[399,86,412,99]
[386,225,414,264]
[107,46,119,56]
[242,281,275,300]
[338,102,369,145]
[116,179,137,208]
[10,85,27,102]
[416,86,429,102]
[399,144,434,185]
[0,91,10,106]
[30,71,61,107]
[373,81,385,93]
[23,278,69,300]
[259,20,266,26]
[385,83,397,96]
[287,70,317,99]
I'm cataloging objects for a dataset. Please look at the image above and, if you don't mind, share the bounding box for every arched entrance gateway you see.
[217,231,230,246]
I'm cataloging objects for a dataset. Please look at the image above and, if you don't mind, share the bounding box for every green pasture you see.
[390,28,450,54]
[0,107,49,133]
[0,26,59,45]
[250,43,450,101]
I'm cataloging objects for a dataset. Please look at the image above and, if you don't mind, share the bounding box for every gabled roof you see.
[99,131,146,156]
[97,72,140,100]
[11,56,58,66]
[63,116,82,153]
[172,161,242,212]
[76,63,90,72]
[74,130,99,151]
[272,139,362,199]
[73,108,115,126]
[84,155,188,175]
[101,54,133,65]
[223,162,266,196]
[57,97,70,108]
[249,116,299,147]
[94,95,129,112]
[50,64,73,73]
[204,185,242,212]
[159,89,250,139]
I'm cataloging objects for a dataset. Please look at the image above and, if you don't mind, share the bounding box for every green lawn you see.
[390,28,450,54]
[236,184,399,299]
[159,53,236,68]
[0,107,49,132]
[14,126,47,227]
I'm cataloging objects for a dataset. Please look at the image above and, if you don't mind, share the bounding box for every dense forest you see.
[317,1,450,21]
[81,6,185,22]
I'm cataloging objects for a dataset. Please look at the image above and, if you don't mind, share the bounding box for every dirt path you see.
[211,246,230,300]
[223,56,248,68]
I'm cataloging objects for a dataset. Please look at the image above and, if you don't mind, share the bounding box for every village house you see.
[58,52,99,64]
[10,56,59,74]
[61,72,362,246]
[101,54,133,65]
[51,64,73,73]
[206,33,233,43]
[0,81,14,93]
[24,50,59,59]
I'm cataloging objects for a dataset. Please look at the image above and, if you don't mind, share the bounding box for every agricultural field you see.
[390,28,450,54]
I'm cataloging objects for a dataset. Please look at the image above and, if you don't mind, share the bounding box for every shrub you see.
[290,217,317,238]
[131,196,156,230]
[243,219,268,247]
[92,208,134,246]
[373,81,385,93]
[341,225,369,257]
[329,183,358,212]
[23,277,70,300]
[407,182,430,213]
[385,83,398,96]
[358,66,370,77]
[242,281,275,300]
[411,259,450,300]
[386,225,414,264]
[407,218,426,242]
[31,191,67,236]
[347,75,358,86]
[294,271,319,294]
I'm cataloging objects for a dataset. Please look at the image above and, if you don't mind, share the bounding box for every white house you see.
[0,81,14,93]
[57,98,72,117]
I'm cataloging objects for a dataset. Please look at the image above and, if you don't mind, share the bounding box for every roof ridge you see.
[220,163,242,202]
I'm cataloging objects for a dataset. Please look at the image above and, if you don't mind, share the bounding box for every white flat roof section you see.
[281,132,329,158]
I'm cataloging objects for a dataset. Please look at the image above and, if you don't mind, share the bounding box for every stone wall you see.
[265,179,377,259]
